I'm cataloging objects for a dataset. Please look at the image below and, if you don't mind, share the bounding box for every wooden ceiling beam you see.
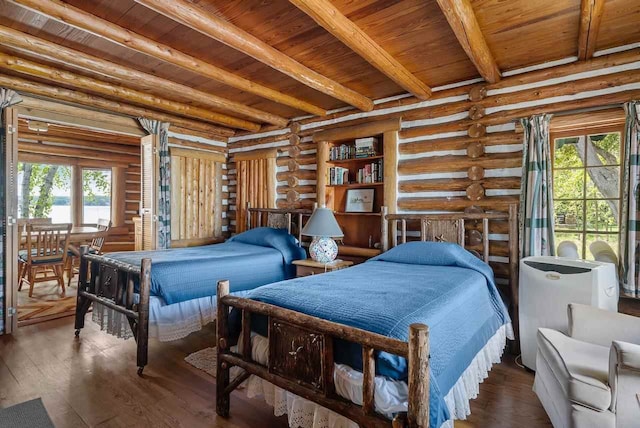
[134,0,374,112]
[18,151,131,168]
[578,0,605,60]
[435,0,501,83]
[18,141,139,164]
[288,0,432,100]
[0,52,260,132]
[18,116,142,144]
[0,25,287,128]
[18,132,140,155]
[18,96,145,136]
[0,73,233,136]
[9,0,327,116]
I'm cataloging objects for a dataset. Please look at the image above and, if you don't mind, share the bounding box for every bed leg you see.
[392,412,408,428]
[408,323,429,428]
[136,258,151,376]
[216,280,231,417]
[74,246,91,336]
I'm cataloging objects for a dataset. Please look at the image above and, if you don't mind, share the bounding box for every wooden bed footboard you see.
[74,246,151,376]
[215,280,430,428]
[73,205,313,375]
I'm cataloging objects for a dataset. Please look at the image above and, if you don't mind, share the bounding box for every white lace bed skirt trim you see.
[90,291,253,342]
[245,323,512,428]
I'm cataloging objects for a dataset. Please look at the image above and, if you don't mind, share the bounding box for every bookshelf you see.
[314,119,399,260]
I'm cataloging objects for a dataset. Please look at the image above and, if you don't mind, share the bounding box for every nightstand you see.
[292,259,354,277]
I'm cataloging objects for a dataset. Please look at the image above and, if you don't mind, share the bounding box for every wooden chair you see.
[66,218,112,288]
[18,223,72,297]
[17,218,52,249]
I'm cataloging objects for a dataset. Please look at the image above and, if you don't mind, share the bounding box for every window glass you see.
[82,169,111,225]
[552,131,622,259]
[553,137,583,168]
[17,162,72,223]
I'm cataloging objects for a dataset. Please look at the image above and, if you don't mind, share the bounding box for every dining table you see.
[21,225,108,253]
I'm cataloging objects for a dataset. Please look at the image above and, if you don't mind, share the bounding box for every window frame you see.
[551,124,625,259]
[17,158,117,227]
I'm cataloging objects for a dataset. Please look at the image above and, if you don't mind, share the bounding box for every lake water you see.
[46,205,111,224]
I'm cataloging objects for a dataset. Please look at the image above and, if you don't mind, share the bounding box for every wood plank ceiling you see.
[0,0,638,137]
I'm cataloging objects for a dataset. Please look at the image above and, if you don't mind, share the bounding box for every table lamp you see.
[302,206,344,263]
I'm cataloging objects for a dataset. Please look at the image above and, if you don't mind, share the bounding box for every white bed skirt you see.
[91,291,253,342]
[244,324,513,428]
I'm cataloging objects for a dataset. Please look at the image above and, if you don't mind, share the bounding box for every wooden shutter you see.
[3,107,18,334]
[140,134,158,250]
[169,147,224,246]
[235,148,277,233]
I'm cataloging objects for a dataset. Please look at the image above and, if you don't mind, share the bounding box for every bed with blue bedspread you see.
[229,241,513,428]
[104,227,306,305]
[89,227,306,342]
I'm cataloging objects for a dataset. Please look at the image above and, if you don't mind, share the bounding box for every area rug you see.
[184,347,243,383]
[0,398,54,428]
[185,347,219,377]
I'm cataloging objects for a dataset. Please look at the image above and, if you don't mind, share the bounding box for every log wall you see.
[226,49,640,280]
[167,129,230,238]
[169,148,225,246]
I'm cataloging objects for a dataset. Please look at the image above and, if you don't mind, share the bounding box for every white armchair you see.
[534,303,640,428]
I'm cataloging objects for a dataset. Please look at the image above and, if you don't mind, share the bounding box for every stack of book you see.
[355,137,378,158]
[327,166,349,185]
[356,159,383,184]
[329,144,356,161]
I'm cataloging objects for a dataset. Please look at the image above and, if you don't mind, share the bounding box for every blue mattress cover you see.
[229,241,511,427]
[104,228,306,304]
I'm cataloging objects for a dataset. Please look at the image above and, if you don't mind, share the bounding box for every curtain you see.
[519,114,555,257]
[138,118,171,249]
[620,101,640,298]
[0,88,22,335]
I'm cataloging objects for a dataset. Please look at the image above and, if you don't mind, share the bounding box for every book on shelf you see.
[355,137,378,158]
[356,159,383,184]
[329,144,356,161]
[328,137,379,161]
[327,166,349,185]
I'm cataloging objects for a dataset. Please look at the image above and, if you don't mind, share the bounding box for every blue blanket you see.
[104,228,306,304]
[230,242,510,427]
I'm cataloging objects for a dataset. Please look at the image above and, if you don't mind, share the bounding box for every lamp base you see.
[309,237,338,263]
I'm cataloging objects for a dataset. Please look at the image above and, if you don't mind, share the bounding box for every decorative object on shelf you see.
[302,206,344,263]
[345,188,375,213]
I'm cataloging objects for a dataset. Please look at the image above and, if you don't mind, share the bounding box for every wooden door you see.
[140,134,158,250]
[3,107,18,334]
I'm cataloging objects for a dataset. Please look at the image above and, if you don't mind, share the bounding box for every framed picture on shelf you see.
[345,188,375,213]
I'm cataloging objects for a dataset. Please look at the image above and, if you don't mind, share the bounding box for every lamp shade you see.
[302,207,344,237]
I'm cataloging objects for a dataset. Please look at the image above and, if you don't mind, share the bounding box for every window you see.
[82,168,112,224]
[18,162,72,223]
[18,162,114,226]
[552,130,623,259]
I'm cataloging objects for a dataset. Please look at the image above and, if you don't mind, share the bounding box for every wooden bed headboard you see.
[245,202,313,243]
[380,204,520,344]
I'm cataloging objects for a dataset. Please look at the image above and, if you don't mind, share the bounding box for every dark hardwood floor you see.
[0,317,552,428]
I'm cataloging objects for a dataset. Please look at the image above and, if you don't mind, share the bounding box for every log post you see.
[74,245,91,336]
[245,201,251,231]
[362,346,376,416]
[408,323,429,428]
[380,205,389,252]
[216,280,231,417]
[137,258,151,376]
[316,141,328,206]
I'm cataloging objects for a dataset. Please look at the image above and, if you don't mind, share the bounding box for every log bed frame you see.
[73,204,312,375]
[215,204,519,428]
